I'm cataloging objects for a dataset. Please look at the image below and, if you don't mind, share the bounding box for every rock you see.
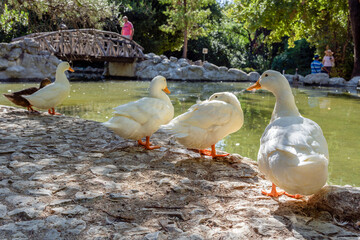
[308,185,360,221]
[0,166,13,175]
[8,207,39,219]
[61,205,89,216]
[15,219,45,232]
[329,77,346,85]
[5,65,26,78]
[75,191,104,201]
[248,72,260,82]
[7,47,23,61]
[228,68,248,81]
[0,204,7,219]
[0,58,9,70]
[143,231,166,240]
[170,56,177,62]
[347,76,360,86]
[304,73,330,85]
[0,187,12,196]
[90,165,117,175]
[46,215,86,234]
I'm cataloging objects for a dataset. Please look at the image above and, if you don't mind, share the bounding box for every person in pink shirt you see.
[121,16,134,40]
[322,49,335,75]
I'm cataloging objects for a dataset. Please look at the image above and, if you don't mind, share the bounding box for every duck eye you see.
[265,74,268,77]
[215,96,218,98]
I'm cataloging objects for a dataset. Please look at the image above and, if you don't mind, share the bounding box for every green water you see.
[1,81,360,187]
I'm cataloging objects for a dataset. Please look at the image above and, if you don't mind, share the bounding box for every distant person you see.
[311,55,323,74]
[121,16,134,40]
[322,49,335,75]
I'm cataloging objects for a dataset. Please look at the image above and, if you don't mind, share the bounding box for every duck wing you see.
[164,100,234,137]
[113,97,173,125]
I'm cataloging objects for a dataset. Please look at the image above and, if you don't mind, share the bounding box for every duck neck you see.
[55,70,70,85]
[150,88,172,107]
[271,89,300,122]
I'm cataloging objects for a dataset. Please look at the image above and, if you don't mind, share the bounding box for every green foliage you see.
[228,0,353,78]
[0,0,117,42]
[159,0,216,57]
[0,3,28,42]
[271,39,315,75]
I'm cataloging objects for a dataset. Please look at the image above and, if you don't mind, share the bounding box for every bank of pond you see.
[1,80,359,187]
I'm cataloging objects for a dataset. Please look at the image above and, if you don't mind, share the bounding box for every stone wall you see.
[0,39,60,80]
[137,53,360,87]
[0,38,359,88]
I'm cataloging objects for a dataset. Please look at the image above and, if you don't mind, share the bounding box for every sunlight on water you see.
[1,80,359,187]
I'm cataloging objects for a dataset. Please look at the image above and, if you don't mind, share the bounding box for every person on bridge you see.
[121,16,134,40]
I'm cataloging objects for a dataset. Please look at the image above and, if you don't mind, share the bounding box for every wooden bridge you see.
[12,29,145,63]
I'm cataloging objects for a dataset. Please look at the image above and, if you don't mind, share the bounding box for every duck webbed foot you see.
[48,108,61,115]
[138,136,160,150]
[199,144,229,158]
[262,183,303,199]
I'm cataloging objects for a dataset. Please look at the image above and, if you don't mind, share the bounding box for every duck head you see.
[150,75,170,95]
[57,62,75,73]
[247,70,290,93]
[39,78,52,88]
[209,92,239,104]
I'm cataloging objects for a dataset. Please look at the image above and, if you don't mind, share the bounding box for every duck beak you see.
[163,86,170,94]
[246,79,261,91]
[68,67,75,72]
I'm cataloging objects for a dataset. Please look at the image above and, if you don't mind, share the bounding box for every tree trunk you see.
[349,0,360,77]
[183,28,188,59]
[182,0,188,59]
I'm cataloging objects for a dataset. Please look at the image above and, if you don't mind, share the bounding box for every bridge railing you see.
[12,29,145,61]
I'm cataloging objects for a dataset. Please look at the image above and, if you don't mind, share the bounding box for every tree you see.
[159,0,215,59]
[105,0,184,54]
[228,0,355,78]
[0,0,117,40]
[349,0,360,77]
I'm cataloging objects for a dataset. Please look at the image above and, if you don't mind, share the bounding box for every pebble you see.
[0,204,7,219]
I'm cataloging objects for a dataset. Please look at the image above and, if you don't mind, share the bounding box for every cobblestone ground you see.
[0,105,359,240]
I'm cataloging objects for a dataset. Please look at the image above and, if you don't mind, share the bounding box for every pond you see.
[1,80,360,187]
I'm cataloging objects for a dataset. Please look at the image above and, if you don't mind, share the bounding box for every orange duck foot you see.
[137,136,161,150]
[48,108,61,115]
[262,183,303,199]
[199,144,229,158]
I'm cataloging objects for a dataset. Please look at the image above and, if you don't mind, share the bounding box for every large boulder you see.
[304,73,330,85]
[7,47,23,61]
[6,65,26,78]
[184,65,204,80]
[329,77,346,86]
[346,76,360,86]
[308,185,360,221]
[248,72,260,82]
[227,68,248,81]
[0,58,9,71]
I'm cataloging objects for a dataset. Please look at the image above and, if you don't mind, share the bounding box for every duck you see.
[162,92,243,158]
[102,75,174,150]
[247,70,329,198]
[3,78,52,112]
[22,62,74,115]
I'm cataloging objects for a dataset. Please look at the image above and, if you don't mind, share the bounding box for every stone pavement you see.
[0,105,359,239]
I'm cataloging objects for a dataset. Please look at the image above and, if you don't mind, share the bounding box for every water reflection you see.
[1,81,359,187]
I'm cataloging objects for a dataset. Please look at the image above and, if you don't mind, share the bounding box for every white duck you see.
[247,70,329,198]
[162,92,243,158]
[22,62,74,115]
[102,75,174,150]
